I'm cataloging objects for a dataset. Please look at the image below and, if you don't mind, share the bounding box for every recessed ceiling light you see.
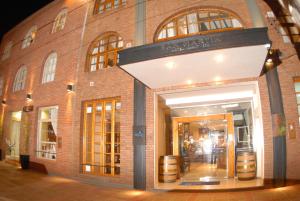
[165,61,175,69]
[214,76,221,82]
[214,54,224,63]
[186,80,193,85]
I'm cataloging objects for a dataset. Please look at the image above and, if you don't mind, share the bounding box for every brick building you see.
[0,0,300,190]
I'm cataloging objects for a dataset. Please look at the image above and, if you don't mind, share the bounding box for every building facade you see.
[0,0,300,190]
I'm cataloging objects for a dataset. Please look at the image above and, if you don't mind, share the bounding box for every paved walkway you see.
[0,162,300,201]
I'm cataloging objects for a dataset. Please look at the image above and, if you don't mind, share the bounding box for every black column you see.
[266,67,286,187]
[133,79,146,190]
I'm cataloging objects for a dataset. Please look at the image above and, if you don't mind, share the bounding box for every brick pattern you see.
[256,0,300,180]
[0,0,300,190]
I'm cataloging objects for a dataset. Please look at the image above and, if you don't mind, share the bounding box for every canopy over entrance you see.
[118,28,270,89]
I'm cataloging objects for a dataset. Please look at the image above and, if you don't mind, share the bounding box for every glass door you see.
[177,119,228,180]
[173,113,234,181]
[7,111,22,160]
[81,98,121,176]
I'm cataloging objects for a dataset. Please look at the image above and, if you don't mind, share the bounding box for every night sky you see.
[0,0,54,40]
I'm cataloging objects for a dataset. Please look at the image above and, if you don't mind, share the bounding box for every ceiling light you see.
[165,61,175,69]
[214,54,224,63]
[214,76,221,82]
[165,91,253,105]
[186,80,193,85]
[221,103,239,109]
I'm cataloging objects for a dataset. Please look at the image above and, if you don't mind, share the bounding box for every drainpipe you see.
[246,0,286,187]
[133,0,147,190]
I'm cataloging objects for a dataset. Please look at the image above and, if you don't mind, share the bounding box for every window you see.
[294,77,300,124]
[52,9,67,33]
[81,98,121,176]
[37,106,58,160]
[1,41,13,61]
[13,66,27,92]
[0,77,3,96]
[155,9,243,41]
[22,26,37,49]
[87,33,123,72]
[94,0,126,14]
[42,52,57,83]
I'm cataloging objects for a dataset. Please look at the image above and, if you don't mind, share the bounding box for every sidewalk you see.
[0,161,299,201]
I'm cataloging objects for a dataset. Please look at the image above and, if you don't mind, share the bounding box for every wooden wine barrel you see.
[159,155,177,183]
[236,152,256,180]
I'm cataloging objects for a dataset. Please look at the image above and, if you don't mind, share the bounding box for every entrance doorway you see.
[6,111,22,160]
[172,114,234,183]
[155,83,264,189]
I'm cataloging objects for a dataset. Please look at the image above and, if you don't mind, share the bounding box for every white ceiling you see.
[120,44,268,89]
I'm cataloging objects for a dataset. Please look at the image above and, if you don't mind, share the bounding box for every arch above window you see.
[42,52,57,83]
[155,8,243,41]
[52,9,68,33]
[22,26,37,49]
[13,65,27,92]
[86,32,123,72]
[1,41,13,61]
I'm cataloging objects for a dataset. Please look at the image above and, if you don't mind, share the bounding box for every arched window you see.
[22,26,37,49]
[94,0,126,14]
[13,66,27,92]
[155,8,243,41]
[87,33,123,72]
[52,9,68,33]
[2,41,13,61]
[42,52,57,83]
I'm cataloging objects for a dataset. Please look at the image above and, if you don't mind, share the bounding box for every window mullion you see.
[101,101,105,175]
[111,100,116,175]
[82,103,88,166]
[91,102,96,173]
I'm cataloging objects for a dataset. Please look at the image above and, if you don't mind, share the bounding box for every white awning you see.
[120,44,268,88]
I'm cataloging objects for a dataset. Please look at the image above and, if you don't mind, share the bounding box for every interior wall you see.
[157,100,166,158]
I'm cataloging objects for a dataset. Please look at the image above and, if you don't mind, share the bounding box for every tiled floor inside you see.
[157,162,263,190]
[0,161,300,201]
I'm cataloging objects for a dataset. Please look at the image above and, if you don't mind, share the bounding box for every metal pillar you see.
[133,0,147,190]
[266,67,286,187]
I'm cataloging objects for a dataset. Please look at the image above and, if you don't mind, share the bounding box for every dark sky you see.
[0,0,54,40]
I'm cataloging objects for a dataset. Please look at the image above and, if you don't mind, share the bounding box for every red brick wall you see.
[257,0,300,180]
[70,0,136,185]
[0,0,300,190]
[0,0,88,177]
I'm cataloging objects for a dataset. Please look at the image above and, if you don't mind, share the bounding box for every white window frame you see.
[42,52,57,83]
[13,66,27,92]
[37,106,59,160]
[1,41,13,61]
[22,26,37,49]
[52,9,68,33]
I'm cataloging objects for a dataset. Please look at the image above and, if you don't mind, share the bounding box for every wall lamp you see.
[26,93,32,101]
[264,49,282,70]
[1,100,6,105]
[67,84,75,92]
